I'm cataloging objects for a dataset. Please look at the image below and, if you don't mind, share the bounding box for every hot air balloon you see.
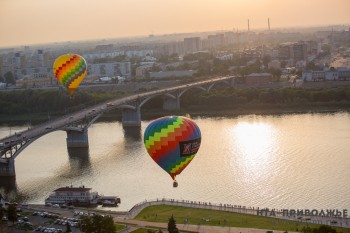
[53,54,87,95]
[144,116,201,187]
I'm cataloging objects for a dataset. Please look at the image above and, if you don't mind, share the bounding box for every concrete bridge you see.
[0,76,236,177]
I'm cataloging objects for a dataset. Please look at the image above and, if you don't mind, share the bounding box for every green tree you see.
[0,206,4,219]
[197,59,211,76]
[157,54,169,63]
[213,59,229,74]
[268,68,282,81]
[66,223,71,233]
[80,215,115,233]
[7,204,17,224]
[4,71,16,85]
[101,215,115,233]
[80,216,93,233]
[280,60,287,68]
[262,55,272,68]
[301,225,336,233]
[168,215,179,233]
[306,61,322,71]
[315,225,336,233]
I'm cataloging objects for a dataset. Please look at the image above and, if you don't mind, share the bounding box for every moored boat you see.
[45,185,98,207]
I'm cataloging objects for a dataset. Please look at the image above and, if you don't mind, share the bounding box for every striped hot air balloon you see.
[144,116,201,186]
[53,54,87,95]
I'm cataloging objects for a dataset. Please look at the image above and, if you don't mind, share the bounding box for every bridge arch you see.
[86,113,103,129]
[138,93,176,109]
[207,80,231,92]
[178,86,207,98]
[12,138,40,159]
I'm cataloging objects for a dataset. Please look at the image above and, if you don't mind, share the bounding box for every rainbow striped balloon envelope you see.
[53,54,87,95]
[144,116,201,182]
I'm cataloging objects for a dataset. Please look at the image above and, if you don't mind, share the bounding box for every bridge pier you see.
[163,96,180,111]
[66,129,89,148]
[0,158,15,177]
[122,108,141,127]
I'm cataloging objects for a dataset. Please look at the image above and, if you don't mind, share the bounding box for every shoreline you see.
[26,198,350,230]
[0,104,349,126]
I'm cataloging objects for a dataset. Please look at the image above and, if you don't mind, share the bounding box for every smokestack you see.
[248,19,250,32]
[268,18,270,31]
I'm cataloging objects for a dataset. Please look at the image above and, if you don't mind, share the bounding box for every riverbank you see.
[1,102,349,126]
[177,103,350,118]
[24,198,350,233]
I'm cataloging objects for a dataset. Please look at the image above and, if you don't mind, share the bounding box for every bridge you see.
[0,76,236,177]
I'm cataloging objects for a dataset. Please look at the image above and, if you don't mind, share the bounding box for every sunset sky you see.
[1,0,350,47]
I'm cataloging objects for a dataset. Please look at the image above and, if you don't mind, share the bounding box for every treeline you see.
[0,89,124,115]
[301,225,337,233]
[1,87,350,117]
[181,87,350,107]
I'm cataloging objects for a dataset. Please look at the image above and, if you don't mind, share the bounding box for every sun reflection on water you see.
[231,121,278,178]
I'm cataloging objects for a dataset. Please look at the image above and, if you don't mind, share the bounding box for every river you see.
[0,112,349,211]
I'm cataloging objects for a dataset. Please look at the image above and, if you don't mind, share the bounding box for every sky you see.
[0,0,350,48]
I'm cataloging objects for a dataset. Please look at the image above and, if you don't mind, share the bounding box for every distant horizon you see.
[0,22,349,50]
[1,0,350,48]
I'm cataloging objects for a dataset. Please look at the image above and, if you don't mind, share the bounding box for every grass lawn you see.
[134,205,350,233]
[130,229,198,233]
[130,229,149,233]
[115,223,127,231]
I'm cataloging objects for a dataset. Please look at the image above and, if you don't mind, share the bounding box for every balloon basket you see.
[173,180,178,188]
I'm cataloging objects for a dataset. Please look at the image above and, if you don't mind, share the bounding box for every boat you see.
[97,196,121,207]
[45,185,98,207]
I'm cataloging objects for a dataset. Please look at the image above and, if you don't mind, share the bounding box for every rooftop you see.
[54,186,91,192]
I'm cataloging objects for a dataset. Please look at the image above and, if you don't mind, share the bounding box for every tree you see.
[66,223,71,233]
[7,204,17,224]
[197,59,211,76]
[101,215,115,233]
[315,225,336,233]
[262,55,272,68]
[280,60,287,68]
[301,225,336,233]
[168,215,179,233]
[80,215,116,233]
[4,71,15,85]
[268,68,282,81]
[0,206,4,219]
[306,61,321,71]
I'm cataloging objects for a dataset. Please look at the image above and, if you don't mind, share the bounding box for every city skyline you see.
[1,0,350,48]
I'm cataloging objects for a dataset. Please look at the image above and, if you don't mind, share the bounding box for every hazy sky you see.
[1,0,350,47]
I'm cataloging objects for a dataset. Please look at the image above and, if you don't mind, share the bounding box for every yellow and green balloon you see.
[53,54,87,95]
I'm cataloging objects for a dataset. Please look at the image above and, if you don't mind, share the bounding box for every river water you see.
[0,112,349,211]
